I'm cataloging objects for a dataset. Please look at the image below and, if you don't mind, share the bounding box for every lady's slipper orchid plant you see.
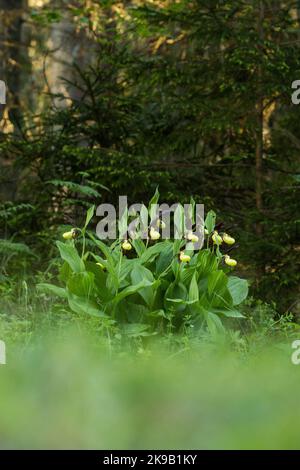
[42,195,248,336]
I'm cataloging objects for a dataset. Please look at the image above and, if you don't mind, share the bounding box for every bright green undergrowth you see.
[0,283,298,450]
[0,321,299,450]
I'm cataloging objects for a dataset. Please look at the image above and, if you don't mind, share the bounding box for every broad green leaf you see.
[207,270,227,297]
[228,276,249,305]
[118,205,128,240]
[214,308,245,318]
[111,280,154,307]
[166,298,197,305]
[164,282,188,312]
[206,311,225,335]
[84,205,95,230]
[156,244,173,275]
[67,293,105,317]
[56,241,85,273]
[131,264,154,284]
[196,250,218,277]
[174,204,184,239]
[88,234,118,285]
[180,264,196,285]
[58,261,72,283]
[85,261,112,301]
[131,264,155,306]
[206,271,233,309]
[188,196,196,225]
[140,240,170,264]
[148,187,160,221]
[173,239,184,255]
[67,271,94,298]
[171,258,180,280]
[88,234,112,262]
[118,258,138,283]
[120,301,149,322]
[200,307,225,335]
[131,238,146,257]
[189,272,199,303]
[205,210,216,234]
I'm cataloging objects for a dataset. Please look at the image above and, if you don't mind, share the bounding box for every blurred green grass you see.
[0,327,299,450]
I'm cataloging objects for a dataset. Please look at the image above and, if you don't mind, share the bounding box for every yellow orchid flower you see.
[212,231,222,245]
[63,231,73,240]
[150,227,161,240]
[156,219,166,229]
[225,255,237,267]
[223,233,235,245]
[179,251,191,263]
[122,240,132,251]
[187,231,199,243]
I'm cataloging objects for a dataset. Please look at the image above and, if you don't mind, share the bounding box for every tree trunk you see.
[255,0,264,236]
[0,0,27,202]
[0,0,26,130]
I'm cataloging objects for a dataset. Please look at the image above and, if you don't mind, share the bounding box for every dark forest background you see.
[0,0,299,314]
